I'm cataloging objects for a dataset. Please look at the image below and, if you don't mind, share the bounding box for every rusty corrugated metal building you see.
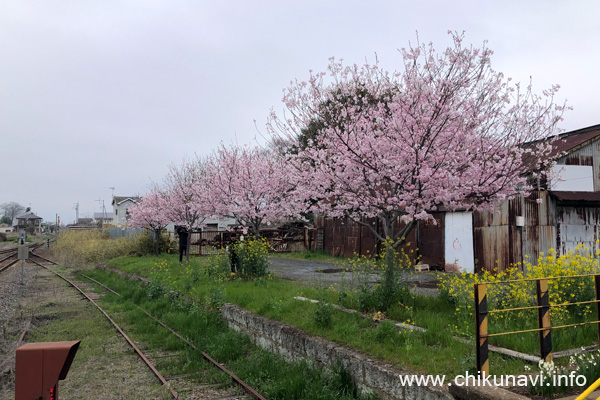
[315,124,600,273]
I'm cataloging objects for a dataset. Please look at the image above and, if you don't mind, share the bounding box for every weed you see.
[314,300,333,329]
[374,320,397,343]
[205,286,224,310]
[147,281,166,300]
[329,361,358,397]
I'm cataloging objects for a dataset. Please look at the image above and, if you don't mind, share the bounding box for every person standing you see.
[176,226,189,263]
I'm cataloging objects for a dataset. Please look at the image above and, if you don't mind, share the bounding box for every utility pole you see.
[95,198,107,227]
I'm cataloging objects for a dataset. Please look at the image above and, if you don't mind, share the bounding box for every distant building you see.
[112,196,141,227]
[94,212,114,226]
[14,212,43,235]
[0,223,13,233]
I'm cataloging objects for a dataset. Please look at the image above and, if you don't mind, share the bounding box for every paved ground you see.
[268,256,440,296]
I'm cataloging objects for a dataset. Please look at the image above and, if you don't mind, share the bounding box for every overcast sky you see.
[1,1,599,224]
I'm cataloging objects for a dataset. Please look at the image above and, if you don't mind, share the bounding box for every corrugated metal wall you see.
[558,139,600,190]
[316,214,445,267]
[556,206,600,255]
[473,191,556,273]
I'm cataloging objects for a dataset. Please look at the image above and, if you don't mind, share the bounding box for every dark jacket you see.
[177,227,189,247]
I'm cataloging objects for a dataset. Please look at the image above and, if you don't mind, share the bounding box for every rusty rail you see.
[33,253,267,400]
[29,252,57,265]
[28,258,180,399]
[0,254,19,273]
[79,273,267,400]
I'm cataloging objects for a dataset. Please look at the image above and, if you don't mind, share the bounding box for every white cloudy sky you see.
[1,1,599,224]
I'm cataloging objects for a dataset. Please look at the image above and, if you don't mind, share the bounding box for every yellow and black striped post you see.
[474,283,489,376]
[536,279,553,362]
[595,275,600,346]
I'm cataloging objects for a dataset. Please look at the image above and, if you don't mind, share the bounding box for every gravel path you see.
[268,256,440,296]
[0,263,34,327]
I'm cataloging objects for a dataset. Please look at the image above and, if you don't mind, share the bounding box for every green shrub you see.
[133,230,170,255]
[0,233,6,242]
[146,280,166,300]
[314,300,333,329]
[233,237,270,278]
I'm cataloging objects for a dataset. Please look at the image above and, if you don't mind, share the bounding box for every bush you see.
[133,230,170,255]
[0,233,6,242]
[232,237,270,278]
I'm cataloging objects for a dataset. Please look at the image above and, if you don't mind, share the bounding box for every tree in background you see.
[205,144,302,236]
[127,189,171,255]
[0,215,11,225]
[162,158,214,261]
[269,32,568,267]
[1,202,25,221]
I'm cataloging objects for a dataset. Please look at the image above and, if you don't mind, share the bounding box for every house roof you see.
[112,196,141,206]
[94,212,114,219]
[16,212,42,220]
[549,124,600,158]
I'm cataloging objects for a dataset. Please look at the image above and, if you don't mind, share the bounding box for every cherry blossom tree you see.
[205,144,302,236]
[269,32,568,255]
[127,189,170,254]
[162,158,213,261]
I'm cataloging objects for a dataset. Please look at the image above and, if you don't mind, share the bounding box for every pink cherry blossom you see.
[268,32,568,248]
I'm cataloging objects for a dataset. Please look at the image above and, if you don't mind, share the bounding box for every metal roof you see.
[15,212,42,220]
[549,190,600,202]
[549,124,600,158]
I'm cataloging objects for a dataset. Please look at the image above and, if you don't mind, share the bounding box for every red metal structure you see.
[15,341,80,400]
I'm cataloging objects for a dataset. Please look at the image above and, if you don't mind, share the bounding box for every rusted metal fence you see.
[475,274,600,375]
[169,228,310,256]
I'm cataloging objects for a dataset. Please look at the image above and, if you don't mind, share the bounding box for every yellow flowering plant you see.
[439,245,600,338]
[233,236,270,278]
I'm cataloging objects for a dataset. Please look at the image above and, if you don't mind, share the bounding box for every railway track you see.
[0,248,18,273]
[0,243,47,274]
[0,243,51,273]
[27,252,265,400]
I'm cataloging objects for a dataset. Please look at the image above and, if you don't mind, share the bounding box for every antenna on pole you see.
[73,202,79,224]
[109,187,115,199]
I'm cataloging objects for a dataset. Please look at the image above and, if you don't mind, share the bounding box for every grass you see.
[104,253,526,376]
[80,268,379,400]
[0,265,171,400]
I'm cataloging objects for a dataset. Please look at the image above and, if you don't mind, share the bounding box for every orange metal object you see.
[15,341,80,400]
